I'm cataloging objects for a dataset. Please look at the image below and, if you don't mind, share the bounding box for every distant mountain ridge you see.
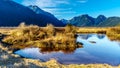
[61,14,120,27]
[0,0,65,27]
[95,15,107,25]
[69,14,95,27]
[60,19,68,24]
[98,17,120,27]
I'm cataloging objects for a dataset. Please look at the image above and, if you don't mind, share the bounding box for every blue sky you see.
[13,0,120,19]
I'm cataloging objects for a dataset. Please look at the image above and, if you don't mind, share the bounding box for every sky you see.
[13,0,120,19]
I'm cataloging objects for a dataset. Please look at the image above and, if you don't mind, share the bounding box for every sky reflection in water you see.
[15,34,120,66]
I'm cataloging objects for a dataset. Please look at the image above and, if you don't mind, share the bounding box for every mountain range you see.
[0,0,120,27]
[61,14,120,27]
[0,0,65,27]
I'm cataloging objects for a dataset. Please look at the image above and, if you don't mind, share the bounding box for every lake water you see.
[15,34,120,66]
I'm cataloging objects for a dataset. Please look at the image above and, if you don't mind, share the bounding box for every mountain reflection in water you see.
[15,34,120,66]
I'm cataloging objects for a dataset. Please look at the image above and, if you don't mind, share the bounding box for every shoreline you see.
[0,44,120,68]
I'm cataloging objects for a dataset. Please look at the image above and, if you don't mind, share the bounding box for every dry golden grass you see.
[106,27,120,40]
[2,23,120,50]
[77,27,120,41]
[1,24,120,67]
[77,27,107,34]
[2,24,80,50]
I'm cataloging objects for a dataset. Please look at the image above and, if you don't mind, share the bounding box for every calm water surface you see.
[15,34,120,66]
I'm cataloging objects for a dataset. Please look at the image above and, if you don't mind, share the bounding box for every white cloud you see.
[43,8,72,11]
[22,0,69,8]
[21,0,81,19]
[22,0,70,15]
[42,8,59,14]
[54,11,77,14]
[78,0,88,3]
[55,0,69,4]
[22,0,56,8]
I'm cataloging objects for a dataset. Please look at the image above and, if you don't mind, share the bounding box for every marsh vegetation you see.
[2,23,120,50]
[2,23,82,50]
[1,23,120,67]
